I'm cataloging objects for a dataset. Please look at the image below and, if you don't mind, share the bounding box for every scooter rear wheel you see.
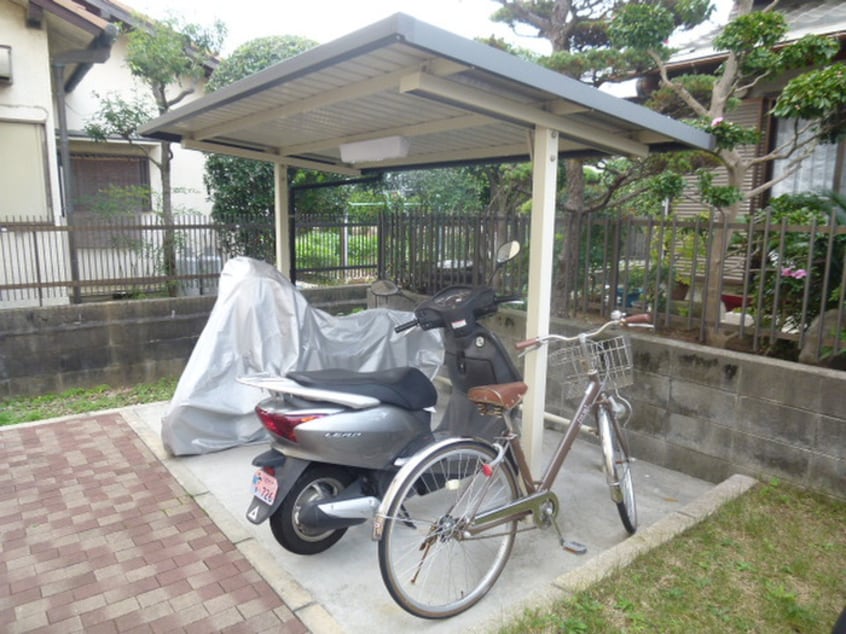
[270,464,353,555]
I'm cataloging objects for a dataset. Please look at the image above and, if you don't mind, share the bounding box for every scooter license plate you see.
[250,469,278,506]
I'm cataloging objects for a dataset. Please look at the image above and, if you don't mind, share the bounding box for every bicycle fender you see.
[246,455,310,525]
[371,436,488,541]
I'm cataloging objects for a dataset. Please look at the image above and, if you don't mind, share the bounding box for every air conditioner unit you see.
[0,46,11,84]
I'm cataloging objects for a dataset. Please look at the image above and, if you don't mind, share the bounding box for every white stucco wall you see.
[0,0,62,221]
[63,35,211,215]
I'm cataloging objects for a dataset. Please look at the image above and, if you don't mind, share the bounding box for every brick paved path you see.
[0,413,308,633]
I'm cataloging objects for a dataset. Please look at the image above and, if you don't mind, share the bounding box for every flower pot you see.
[670,281,689,300]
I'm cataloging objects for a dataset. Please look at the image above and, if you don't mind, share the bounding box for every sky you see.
[130,0,735,57]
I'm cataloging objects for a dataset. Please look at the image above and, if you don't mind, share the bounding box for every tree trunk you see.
[160,140,178,297]
[701,162,745,345]
[553,158,584,316]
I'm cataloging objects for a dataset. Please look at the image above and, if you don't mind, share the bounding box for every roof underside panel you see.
[140,14,714,174]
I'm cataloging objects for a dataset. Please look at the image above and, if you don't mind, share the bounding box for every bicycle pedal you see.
[561,540,587,555]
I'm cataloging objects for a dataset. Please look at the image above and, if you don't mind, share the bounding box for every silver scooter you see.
[242,242,523,555]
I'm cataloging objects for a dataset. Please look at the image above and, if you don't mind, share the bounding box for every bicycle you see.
[371,311,652,619]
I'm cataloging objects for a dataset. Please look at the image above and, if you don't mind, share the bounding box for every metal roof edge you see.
[140,13,412,137]
[140,12,714,153]
[391,15,715,152]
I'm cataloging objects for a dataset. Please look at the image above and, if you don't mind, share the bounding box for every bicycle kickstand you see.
[541,502,588,555]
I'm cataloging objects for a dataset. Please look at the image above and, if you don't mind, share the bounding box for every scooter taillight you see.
[255,406,325,442]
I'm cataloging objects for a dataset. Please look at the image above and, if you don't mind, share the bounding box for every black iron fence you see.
[570,213,845,364]
[2,209,843,364]
[1,214,227,304]
[292,212,382,285]
[380,212,529,296]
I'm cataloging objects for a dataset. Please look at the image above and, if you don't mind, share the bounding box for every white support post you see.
[522,126,558,472]
[274,163,291,278]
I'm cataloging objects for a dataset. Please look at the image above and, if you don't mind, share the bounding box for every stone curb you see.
[120,405,345,634]
[474,473,758,630]
[552,473,757,593]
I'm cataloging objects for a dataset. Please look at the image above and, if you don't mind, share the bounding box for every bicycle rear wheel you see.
[599,406,638,534]
[377,439,519,619]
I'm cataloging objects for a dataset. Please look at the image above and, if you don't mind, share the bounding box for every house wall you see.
[0,1,68,308]
[0,0,62,220]
[64,36,211,216]
[673,99,765,220]
[1,2,215,310]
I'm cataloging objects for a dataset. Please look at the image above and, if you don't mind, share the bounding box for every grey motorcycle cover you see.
[161,257,442,456]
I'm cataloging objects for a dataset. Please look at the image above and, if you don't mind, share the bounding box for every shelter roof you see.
[139,13,714,176]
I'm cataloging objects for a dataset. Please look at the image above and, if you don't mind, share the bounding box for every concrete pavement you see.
[124,402,755,633]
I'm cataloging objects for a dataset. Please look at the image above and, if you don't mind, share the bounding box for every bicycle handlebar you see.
[515,313,654,352]
[622,313,651,325]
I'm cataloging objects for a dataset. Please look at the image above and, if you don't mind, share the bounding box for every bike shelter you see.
[140,13,713,468]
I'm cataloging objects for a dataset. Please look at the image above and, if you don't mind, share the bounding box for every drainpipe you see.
[51,24,118,304]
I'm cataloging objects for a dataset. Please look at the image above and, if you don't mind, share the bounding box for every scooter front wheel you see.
[270,464,353,555]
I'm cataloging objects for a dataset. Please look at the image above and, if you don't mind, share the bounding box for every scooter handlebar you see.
[394,318,419,333]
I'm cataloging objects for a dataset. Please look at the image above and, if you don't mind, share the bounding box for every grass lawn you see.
[0,376,178,426]
[501,479,846,634]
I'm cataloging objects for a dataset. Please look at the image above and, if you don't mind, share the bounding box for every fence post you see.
[31,229,44,307]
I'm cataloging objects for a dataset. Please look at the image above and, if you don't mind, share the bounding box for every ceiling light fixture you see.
[339,136,409,163]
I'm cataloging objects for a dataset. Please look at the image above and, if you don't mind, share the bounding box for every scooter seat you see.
[286,367,437,411]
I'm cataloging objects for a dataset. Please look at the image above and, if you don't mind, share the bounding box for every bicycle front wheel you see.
[378,439,519,619]
[599,406,638,534]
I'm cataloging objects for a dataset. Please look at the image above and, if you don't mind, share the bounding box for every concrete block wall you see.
[625,337,844,498]
[0,286,368,398]
[0,297,216,397]
[486,309,845,499]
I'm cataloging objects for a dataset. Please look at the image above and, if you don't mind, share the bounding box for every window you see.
[0,121,51,222]
[70,154,151,213]
[771,118,845,197]
[69,153,151,248]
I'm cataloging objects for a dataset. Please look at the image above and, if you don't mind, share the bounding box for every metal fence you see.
[292,212,382,285]
[2,209,843,363]
[570,212,846,364]
[1,214,217,305]
[381,212,529,296]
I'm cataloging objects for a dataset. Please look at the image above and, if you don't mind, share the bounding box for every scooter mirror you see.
[370,279,400,297]
[496,241,521,265]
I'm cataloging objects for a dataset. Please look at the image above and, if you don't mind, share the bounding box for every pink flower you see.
[781,266,808,279]
[711,117,725,126]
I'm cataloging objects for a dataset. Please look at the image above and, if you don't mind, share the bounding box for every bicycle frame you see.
[373,312,648,542]
[463,370,610,536]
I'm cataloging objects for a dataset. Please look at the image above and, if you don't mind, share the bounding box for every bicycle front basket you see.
[548,334,633,401]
